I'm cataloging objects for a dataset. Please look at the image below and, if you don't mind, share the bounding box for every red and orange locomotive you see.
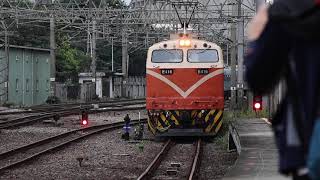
[146,34,224,136]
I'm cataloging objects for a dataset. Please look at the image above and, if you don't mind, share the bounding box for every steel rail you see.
[29,98,145,110]
[0,119,146,174]
[188,139,202,180]
[137,139,174,180]
[0,106,145,129]
[0,113,50,125]
[137,138,203,180]
[0,99,145,115]
[0,111,74,129]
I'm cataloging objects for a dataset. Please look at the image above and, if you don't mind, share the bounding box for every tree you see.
[10,23,49,49]
[56,35,90,82]
[129,49,147,76]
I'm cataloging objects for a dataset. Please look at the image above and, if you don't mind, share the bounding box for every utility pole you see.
[237,0,244,109]
[145,31,149,48]
[230,1,237,110]
[110,37,114,98]
[88,0,98,98]
[122,31,128,78]
[111,38,114,72]
[121,30,128,97]
[49,17,56,97]
[91,20,97,96]
[226,44,229,66]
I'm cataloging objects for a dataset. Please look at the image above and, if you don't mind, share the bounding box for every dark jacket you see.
[245,19,320,174]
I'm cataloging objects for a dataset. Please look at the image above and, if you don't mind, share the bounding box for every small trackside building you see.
[0,45,51,106]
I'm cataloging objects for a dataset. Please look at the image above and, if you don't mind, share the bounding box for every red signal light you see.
[253,95,262,111]
[81,110,89,126]
[82,119,88,125]
[254,102,261,110]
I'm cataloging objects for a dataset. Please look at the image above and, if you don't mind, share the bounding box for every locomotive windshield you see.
[151,49,183,63]
[187,49,219,63]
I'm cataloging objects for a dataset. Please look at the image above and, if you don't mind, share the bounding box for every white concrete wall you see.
[79,76,103,98]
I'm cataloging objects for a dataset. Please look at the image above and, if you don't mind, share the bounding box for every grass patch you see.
[213,111,237,150]
[233,109,269,118]
[213,108,269,150]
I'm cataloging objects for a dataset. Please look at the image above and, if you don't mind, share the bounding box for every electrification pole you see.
[111,38,114,72]
[121,30,128,97]
[91,20,97,97]
[110,37,114,98]
[0,20,9,103]
[4,24,9,102]
[230,2,237,110]
[49,17,56,97]
[88,0,98,98]
[237,0,244,109]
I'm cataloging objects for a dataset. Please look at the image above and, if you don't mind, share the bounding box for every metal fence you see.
[55,83,82,102]
[55,76,145,101]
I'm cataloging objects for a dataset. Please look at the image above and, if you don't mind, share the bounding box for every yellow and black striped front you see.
[147,109,223,136]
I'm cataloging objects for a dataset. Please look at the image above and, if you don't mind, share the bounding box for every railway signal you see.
[253,95,262,111]
[81,110,89,126]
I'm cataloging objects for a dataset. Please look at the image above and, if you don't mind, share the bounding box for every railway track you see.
[138,138,203,180]
[0,119,146,174]
[0,105,146,129]
[29,98,145,109]
[0,99,146,116]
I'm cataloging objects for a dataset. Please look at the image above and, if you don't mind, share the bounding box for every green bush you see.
[233,109,269,118]
[2,102,15,108]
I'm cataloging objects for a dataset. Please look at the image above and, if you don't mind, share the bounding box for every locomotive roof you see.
[149,39,220,50]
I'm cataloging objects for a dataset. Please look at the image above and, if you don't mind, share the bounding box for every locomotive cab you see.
[146,36,224,136]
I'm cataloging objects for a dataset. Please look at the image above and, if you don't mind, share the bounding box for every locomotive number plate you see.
[197,69,209,75]
[161,69,173,75]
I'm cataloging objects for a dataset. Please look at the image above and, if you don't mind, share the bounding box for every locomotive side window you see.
[187,49,219,63]
[151,49,183,63]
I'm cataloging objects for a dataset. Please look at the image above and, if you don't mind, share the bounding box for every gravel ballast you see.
[0,130,237,180]
[0,127,162,180]
[0,108,237,179]
[0,110,147,153]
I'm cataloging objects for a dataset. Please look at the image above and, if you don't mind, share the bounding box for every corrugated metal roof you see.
[0,44,50,52]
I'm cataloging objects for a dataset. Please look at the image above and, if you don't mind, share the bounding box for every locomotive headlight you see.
[179,39,191,47]
[184,39,191,46]
[179,40,185,46]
